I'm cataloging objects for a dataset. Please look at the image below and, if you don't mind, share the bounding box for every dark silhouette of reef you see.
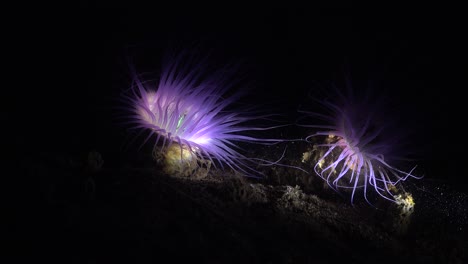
[7,141,468,264]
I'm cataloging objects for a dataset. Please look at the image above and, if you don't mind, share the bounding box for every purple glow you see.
[121,51,280,176]
[300,82,423,204]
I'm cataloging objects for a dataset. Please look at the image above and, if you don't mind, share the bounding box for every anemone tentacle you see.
[300,80,423,204]
[120,51,289,177]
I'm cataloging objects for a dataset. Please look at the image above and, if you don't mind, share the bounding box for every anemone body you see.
[301,81,422,204]
[121,52,275,176]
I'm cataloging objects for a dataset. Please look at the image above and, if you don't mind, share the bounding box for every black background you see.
[7,6,467,186]
[4,6,468,262]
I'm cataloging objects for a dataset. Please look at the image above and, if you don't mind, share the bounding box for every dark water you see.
[6,6,468,263]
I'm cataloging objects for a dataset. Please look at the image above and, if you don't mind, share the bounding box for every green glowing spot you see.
[176,112,187,132]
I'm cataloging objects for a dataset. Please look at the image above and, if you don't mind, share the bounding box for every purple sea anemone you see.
[299,79,422,204]
[120,51,280,177]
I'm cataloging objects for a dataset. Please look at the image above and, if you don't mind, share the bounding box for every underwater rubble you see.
[9,142,468,263]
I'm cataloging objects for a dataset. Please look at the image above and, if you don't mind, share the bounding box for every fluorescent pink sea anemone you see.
[299,79,423,204]
[120,51,281,177]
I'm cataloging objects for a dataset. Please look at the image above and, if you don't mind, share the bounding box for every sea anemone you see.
[298,78,422,204]
[120,50,281,177]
